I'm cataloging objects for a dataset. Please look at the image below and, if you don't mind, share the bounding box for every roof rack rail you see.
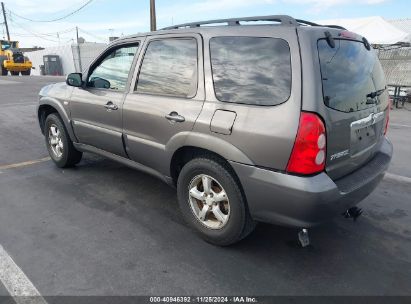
[161,15,299,30]
[161,15,347,31]
[322,25,347,30]
[296,19,347,30]
[296,19,320,27]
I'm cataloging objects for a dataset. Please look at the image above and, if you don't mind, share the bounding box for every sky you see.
[1,0,410,47]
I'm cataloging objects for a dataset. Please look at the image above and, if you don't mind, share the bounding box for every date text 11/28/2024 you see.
[149,297,258,303]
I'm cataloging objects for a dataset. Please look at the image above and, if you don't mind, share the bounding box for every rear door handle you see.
[165,111,185,123]
[104,101,118,111]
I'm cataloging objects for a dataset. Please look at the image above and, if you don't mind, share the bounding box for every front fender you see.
[38,97,78,143]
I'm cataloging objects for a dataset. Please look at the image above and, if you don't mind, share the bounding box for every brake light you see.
[384,101,390,135]
[287,112,326,175]
[339,31,357,39]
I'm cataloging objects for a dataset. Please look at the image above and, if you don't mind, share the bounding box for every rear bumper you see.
[230,137,393,228]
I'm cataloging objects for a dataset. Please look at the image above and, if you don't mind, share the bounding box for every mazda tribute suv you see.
[37,15,393,246]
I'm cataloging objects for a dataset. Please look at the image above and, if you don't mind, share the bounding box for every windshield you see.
[318,39,386,113]
[1,41,17,50]
[1,42,11,50]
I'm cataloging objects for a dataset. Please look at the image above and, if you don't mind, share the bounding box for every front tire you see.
[177,157,256,246]
[45,114,82,168]
[1,66,7,76]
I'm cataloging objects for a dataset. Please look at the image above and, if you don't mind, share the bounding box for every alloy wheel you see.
[188,174,230,229]
[48,124,64,158]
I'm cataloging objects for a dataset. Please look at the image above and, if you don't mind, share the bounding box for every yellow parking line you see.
[0,157,51,171]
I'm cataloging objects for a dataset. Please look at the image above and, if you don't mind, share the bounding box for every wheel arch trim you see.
[166,132,254,181]
[38,97,78,143]
[166,132,254,166]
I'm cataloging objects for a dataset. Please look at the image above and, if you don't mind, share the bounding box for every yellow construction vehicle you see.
[0,40,32,76]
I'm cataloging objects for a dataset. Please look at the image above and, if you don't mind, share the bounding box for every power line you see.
[8,13,77,39]
[10,18,106,45]
[8,19,61,43]
[10,27,76,38]
[43,27,77,35]
[9,16,106,45]
[4,1,106,46]
[8,0,95,23]
[10,31,74,38]
[78,27,106,42]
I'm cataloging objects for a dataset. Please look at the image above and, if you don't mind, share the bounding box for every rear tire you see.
[177,156,256,246]
[45,114,83,168]
[1,66,7,76]
[11,71,19,76]
[21,69,31,76]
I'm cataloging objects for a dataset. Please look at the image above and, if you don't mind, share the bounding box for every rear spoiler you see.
[323,30,371,51]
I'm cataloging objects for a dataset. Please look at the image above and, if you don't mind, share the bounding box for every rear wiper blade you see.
[366,89,386,104]
[367,89,385,99]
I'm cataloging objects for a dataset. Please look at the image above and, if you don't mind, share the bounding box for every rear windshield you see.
[318,39,386,113]
[210,37,291,106]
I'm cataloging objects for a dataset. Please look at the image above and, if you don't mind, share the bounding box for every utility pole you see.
[76,26,79,43]
[75,26,82,72]
[1,2,10,41]
[150,0,157,31]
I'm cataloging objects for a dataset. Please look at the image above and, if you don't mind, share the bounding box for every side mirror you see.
[66,73,83,87]
[90,77,111,89]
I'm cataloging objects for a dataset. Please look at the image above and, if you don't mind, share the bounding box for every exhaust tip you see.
[343,207,363,221]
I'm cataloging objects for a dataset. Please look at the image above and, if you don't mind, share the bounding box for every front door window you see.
[87,45,139,91]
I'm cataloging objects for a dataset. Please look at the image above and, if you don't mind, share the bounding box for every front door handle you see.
[104,101,118,111]
[165,111,185,123]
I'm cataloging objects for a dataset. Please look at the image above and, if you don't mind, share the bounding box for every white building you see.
[28,42,107,76]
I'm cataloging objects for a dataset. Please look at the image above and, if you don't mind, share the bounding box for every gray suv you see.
[37,16,393,246]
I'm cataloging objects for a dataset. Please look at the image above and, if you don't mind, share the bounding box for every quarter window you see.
[136,38,198,98]
[87,44,139,91]
[210,37,291,106]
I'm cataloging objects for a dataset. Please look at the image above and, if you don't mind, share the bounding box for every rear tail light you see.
[384,101,390,135]
[286,112,327,175]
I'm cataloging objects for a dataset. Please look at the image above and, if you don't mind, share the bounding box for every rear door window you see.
[318,39,386,113]
[210,37,291,106]
[136,38,198,98]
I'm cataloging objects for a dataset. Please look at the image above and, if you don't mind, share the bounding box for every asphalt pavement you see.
[0,76,410,297]
[0,282,8,296]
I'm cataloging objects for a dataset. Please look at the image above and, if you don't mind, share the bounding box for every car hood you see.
[39,82,72,99]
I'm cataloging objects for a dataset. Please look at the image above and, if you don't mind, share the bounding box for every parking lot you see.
[0,76,410,298]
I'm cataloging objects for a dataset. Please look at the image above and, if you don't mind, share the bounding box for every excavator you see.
[0,40,32,76]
